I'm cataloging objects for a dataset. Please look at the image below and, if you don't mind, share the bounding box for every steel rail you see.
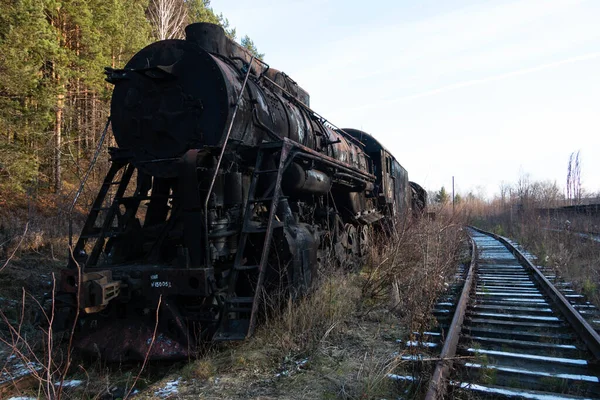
[470,226,600,360]
[424,237,477,400]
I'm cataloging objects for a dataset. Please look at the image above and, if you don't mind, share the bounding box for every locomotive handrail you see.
[68,117,111,249]
[203,55,255,268]
[228,55,270,79]
[256,58,270,79]
[287,139,376,182]
[260,75,366,148]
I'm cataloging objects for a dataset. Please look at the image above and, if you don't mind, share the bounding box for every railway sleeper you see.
[466,310,563,323]
[462,334,585,352]
[465,317,570,331]
[477,272,530,277]
[475,289,543,295]
[463,325,577,343]
[476,280,536,286]
[452,368,600,399]
[458,337,586,360]
[477,273,531,278]
[469,304,555,314]
[475,290,544,298]
[457,346,595,378]
[474,300,550,309]
[411,331,444,344]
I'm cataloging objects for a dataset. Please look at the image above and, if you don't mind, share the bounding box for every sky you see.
[212,0,600,199]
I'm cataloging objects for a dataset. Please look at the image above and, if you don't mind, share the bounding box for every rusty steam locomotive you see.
[55,23,426,360]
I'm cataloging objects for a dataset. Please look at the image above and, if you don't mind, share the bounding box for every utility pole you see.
[452,176,455,212]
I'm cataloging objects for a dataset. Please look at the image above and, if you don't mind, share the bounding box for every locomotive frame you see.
[55,23,426,360]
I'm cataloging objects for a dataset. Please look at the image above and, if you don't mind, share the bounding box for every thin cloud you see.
[350,52,600,112]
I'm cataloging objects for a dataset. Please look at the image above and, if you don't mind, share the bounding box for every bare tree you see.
[516,171,532,209]
[499,181,511,205]
[567,152,573,204]
[148,0,188,40]
[532,180,562,207]
[566,150,582,205]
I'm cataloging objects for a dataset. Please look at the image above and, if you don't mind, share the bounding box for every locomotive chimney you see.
[185,22,257,71]
[185,23,228,55]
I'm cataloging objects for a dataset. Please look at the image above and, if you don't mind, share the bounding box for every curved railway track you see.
[426,228,600,399]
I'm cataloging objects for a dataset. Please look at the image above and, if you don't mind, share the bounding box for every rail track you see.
[426,228,600,399]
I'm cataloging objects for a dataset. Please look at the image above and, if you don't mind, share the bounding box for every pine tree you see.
[0,0,260,194]
[435,186,449,204]
[186,0,237,38]
[0,0,61,191]
[241,35,264,60]
[0,0,152,192]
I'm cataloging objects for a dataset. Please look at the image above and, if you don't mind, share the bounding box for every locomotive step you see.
[254,169,279,175]
[226,297,255,304]
[91,206,114,212]
[80,230,121,239]
[243,221,284,233]
[250,196,275,203]
[234,264,259,271]
[102,180,122,186]
[213,332,247,341]
[258,141,285,150]
[118,194,176,202]
[213,317,251,341]
[243,227,267,234]
[227,307,252,313]
[249,195,289,203]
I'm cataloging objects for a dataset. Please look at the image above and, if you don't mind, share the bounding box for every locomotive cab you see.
[342,129,412,218]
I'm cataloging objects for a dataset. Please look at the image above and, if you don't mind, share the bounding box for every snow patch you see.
[275,358,309,378]
[388,374,416,381]
[55,379,83,388]
[8,397,38,400]
[154,377,182,398]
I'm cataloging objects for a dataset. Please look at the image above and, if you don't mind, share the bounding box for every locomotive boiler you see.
[55,23,425,360]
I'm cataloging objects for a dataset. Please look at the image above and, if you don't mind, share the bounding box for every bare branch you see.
[56,246,82,399]
[46,274,56,399]
[125,294,163,399]
[0,222,29,273]
[148,0,188,40]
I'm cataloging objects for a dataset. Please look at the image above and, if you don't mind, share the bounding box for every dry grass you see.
[478,211,600,307]
[362,215,467,334]
[258,272,361,358]
[143,214,467,399]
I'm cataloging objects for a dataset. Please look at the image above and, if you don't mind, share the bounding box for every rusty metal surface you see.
[56,22,426,360]
[80,270,121,313]
[75,316,189,361]
[61,266,213,301]
[425,237,477,400]
[203,55,255,269]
